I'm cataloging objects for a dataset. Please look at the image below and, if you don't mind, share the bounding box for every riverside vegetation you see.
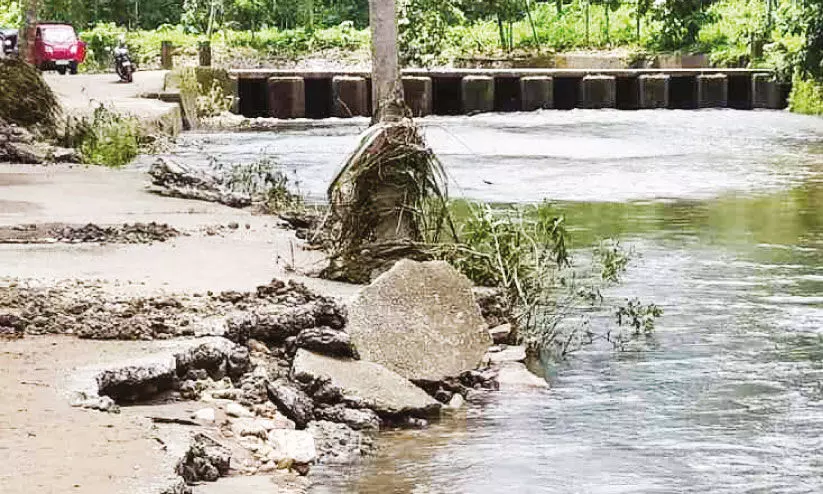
[0,0,816,72]
[5,0,823,112]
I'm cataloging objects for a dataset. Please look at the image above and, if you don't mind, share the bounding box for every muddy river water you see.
[168,110,823,493]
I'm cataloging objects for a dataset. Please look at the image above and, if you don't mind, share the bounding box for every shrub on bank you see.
[788,74,823,115]
[64,106,140,167]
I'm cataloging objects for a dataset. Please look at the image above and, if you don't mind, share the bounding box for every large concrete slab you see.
[0,164,358,299]
[345,259,492,382]
[291,349,440,417]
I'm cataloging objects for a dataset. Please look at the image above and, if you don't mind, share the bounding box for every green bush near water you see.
[433,201,662,359]
[788,75,823,115]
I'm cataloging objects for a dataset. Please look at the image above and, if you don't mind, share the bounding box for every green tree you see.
[651,0,712,49]
[398,0,463,65]
[803,0,823,78]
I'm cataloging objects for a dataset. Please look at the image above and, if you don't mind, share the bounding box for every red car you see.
[34,23,85,74]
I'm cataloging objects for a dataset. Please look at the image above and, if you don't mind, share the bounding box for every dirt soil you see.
[0,336,190,494]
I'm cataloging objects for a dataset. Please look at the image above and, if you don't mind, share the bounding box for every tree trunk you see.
[19,0,38,65]
[369,0,405,124]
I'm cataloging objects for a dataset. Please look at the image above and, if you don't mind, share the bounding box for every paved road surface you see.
[43,70,178,123]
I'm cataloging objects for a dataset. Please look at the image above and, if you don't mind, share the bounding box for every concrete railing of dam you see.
[229,68,786,119]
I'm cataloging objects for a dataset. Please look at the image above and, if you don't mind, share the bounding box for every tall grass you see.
[434,202,661,360]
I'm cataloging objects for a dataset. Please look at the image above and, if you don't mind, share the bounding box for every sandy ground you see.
[0,336,192,494]
[0,161,359,493]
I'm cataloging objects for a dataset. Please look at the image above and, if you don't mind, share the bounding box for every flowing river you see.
[164,109,823,493]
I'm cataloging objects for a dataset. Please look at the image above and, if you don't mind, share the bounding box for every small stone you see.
[228,222,239,230]
[496,362,549,391]
[248,339,270,354]
[193,408,216,423]
[294,327,358,359]
[488,323,512,344]
[209,388,242,400]
[486,345,526,364]
[231,417,269,439]
[315,405,380,431]
[226,402,253,418]
[267,379,315,428]
[267,429,318,464]
[446,393,465,410]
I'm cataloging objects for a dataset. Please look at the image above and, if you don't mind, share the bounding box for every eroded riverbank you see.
[147,110,823,492]
[3,108,822,493]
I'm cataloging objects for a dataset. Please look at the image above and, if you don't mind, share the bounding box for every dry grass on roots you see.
[0,59,60,130]
[324,118,453,283]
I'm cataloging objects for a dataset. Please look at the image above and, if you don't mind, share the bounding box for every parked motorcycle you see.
[114,43,134,83]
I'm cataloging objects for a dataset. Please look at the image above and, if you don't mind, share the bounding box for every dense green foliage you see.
[5,0,823,116]
[788,74,823,114]
[0,0,809,71]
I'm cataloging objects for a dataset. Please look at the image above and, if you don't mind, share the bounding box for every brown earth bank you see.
[0,161,539,493]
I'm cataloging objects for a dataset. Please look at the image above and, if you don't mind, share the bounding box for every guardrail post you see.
[198,41,212,67]
[161,41,173,70]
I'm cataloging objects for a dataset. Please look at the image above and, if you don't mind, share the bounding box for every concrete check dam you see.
[230,68,785,119]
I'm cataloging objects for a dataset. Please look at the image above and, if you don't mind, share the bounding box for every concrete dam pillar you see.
[579,75,616,109]
[637,74,669,109]
[751,73,780,109]
[332,76,369,118]
[697,74,728,108]
[267,77,305,119]
[402,76,433,117]
[520,76,553,111]
[462,76,495,114]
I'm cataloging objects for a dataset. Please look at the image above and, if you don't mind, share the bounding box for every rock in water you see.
[486,345,527,364]
[267,429,317,464]
[291,349,440,418]
[307,420,374,464]
[346,260,492,381]
[496,362,549,391]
